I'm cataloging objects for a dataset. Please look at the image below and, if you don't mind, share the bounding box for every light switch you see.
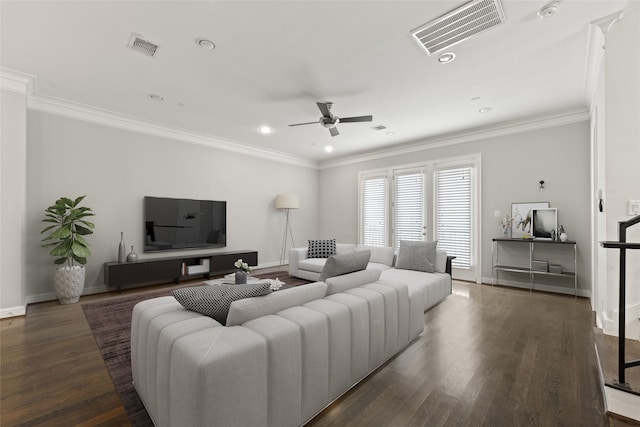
[629,200,640,215]
[494,210,501,218]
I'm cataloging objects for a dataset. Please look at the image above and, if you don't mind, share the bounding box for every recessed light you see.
[437,52,456,63]
[386,131,395,135]
[325,146,334,153]
[196,38,216,50]
[148,94,164,101]
[259,126,272,134]
[479,107,492,113]
[470,96,482,102]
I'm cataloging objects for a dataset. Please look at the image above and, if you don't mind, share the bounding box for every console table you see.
[104,250,258,292]
[491,238,577,296]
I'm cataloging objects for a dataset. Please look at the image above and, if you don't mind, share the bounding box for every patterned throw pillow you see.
[307,239,337,258]
[172,283,272,324]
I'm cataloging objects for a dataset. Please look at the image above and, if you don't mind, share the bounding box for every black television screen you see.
[144,196,226,252]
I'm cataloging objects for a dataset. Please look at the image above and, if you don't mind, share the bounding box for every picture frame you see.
[532,208,557,239]
[511,202,550,238]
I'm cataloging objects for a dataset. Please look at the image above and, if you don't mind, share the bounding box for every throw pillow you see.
[318,250,371,282]
[307,238,337,258]
[172,283,272,324]
[395,240,438,273]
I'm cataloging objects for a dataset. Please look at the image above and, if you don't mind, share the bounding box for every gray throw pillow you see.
[172,283,272,324]
[307,238,337,258]
[319,250,371,282]
[395,240,438,273]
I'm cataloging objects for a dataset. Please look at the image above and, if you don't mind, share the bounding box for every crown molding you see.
[27,93,319,169]
[3,68,317,169]
[319,109,590,170]
[0,68,35,95]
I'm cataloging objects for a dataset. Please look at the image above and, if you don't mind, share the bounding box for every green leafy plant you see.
[41,196,95,266]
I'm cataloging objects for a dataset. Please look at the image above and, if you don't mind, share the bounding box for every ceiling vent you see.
[372,125,387,131]
[127,33,158,57]
[411,0,506,55]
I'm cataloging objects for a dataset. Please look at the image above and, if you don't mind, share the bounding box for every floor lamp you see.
[275,194,299,267]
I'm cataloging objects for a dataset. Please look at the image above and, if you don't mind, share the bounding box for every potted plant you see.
[41,195,95,304]
[233,258,251,284]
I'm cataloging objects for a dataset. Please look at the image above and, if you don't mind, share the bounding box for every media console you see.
[103,250,258,292]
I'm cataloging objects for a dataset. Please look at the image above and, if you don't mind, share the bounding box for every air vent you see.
[127,33,158,57]
[372,125,387,131]
[411,0,506,55]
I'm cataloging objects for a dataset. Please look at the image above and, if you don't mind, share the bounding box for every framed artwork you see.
[511,202,549,238]
[532,208,557,239]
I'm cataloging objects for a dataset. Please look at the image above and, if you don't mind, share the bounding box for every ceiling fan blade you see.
[338,115,373,123]
[329,127,339,137]
[288,121,319,127]
[316,102,333,118]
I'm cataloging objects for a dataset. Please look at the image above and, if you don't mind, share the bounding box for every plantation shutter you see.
[362,176,387,246]
[394,172,424,249]
[435,167,471,269]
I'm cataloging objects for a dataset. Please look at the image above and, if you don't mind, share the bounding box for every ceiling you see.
[0,0,627,163]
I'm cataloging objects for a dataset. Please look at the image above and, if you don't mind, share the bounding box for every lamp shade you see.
[275,194,300,209]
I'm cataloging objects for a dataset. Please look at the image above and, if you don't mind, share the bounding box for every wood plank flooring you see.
[1,280,637,426]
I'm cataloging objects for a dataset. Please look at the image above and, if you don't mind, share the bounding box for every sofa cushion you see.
[319,250,371,282]
[325,268,382,295]
[307,239,336,258]
[298,258,327,273]
[435,250,447,273]
[395,240,437,273]
[226,281,328,326]
[172,283,272,324]
[356,245,394,266]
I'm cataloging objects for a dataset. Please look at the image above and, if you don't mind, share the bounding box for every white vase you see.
[560,232,568,242]
[53,265,86,304]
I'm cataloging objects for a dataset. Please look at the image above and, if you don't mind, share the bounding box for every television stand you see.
[103,250,258,292]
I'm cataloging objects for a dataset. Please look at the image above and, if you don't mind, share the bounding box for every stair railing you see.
[601,214,640,392]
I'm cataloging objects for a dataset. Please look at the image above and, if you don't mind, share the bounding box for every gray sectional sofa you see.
[131,258,451,426]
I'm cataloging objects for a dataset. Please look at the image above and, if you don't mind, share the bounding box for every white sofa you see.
[288,243,396,281]
[131,266,450,427]
[289,243,452,312]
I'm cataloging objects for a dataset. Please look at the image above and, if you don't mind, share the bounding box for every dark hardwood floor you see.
[1,279,637,426]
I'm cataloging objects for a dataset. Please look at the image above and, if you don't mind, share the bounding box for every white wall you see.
[25,111,319,303]
[319,121,592,295]
[603,1,640,333]
[1,87,27,316]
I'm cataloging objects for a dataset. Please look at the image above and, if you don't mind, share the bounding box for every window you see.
[435,167,472,269]
[358,155,479,282]
[361,176,387,246]
[393,171,424,248]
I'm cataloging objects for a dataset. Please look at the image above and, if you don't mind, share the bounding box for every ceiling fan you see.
[288,102,373,137]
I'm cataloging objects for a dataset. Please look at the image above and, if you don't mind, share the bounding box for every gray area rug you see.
[81,272,311,426]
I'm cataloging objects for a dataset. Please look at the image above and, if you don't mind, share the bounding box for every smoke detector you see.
[127,33,158,57]
[538,2,560,19]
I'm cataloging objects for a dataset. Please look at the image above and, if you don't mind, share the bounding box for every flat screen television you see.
[144,196,226,252]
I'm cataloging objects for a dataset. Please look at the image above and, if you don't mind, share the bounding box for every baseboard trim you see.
[0,305,27,318]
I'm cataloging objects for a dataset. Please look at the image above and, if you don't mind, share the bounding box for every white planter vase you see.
[53,266,86,304]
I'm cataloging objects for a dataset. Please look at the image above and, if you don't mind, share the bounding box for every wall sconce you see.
[539,180,545,191]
